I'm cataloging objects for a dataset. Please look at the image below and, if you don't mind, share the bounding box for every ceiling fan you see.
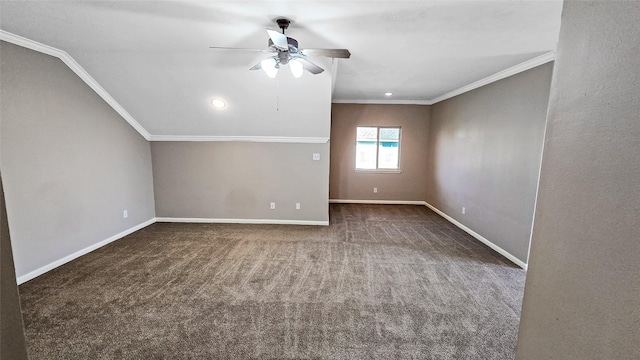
[210,18,350,78]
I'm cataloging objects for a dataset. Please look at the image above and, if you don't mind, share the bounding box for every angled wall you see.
[0,41,156,282]
[425,63,553,265]
[516,2,640,359]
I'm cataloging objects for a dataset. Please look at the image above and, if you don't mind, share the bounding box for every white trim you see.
[0,30,152,140]
[16,218,156,285]
[329,199,426,205]
[332,99,433,105]
[429,51,556,104]
[423,202,527,270]
[331,52,555,106]
[155,217,329,226]
[148,135,329,143]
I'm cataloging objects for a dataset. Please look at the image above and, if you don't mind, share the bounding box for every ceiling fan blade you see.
[249,62,262,70]
[210,46,273,53]
[299,48,351,59]
[266,29,289,51]
[297,57,324,75]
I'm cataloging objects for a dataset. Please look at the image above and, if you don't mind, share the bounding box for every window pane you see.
[378,141,399,169]
[379,128,399,141]
[356,141,377,169]
[356,127,378,169]
[356,127,377,141]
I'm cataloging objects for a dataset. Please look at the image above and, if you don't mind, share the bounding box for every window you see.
[355,126,401,170]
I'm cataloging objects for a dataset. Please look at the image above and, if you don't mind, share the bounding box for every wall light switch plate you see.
[373,187,378,193]
[270,202,276,210]
[312,153,320,161]
[123,210,128,218]
[296,203,301,210]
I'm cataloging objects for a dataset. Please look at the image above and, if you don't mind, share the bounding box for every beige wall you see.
[0,41,156,279]
[152,142,330,223]
[425,63,553,264]
[329,104,430,201]
[516,2,640,359]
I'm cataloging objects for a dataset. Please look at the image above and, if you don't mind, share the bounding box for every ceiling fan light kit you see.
[260,58,279,78]
[210,18,350,79]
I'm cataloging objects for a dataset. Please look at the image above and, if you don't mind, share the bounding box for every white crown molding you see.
[332,99,434,105]
[329,199,426,205]
[149,135,329,143]
[0,30,152,140]
[16,218,156,284]
[423,202,527,270]
[332,51,555,107]
[156,217,329,226]
[429,51,556,104]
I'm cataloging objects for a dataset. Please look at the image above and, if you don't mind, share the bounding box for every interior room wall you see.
[151,141,329,223]
[516,2,640,359]
[329,104,431,202]
[0,41,156,281]
[0,175,28,360]
[425,63,553,265]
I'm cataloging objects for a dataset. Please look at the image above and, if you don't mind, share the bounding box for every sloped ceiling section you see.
[0,1,562,139]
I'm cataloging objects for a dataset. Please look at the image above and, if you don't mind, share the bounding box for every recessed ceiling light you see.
[211,98,226,109]
[385,92,393,96]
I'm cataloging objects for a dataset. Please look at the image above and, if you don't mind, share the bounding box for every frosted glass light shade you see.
[261,58,278,78]
[289,59,304,78]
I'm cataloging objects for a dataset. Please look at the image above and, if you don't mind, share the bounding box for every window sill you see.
[354,169,402,174]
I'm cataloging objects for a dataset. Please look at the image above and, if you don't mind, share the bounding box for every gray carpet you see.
[19,204,526,359]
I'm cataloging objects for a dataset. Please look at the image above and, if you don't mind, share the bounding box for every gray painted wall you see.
[0,175,28,360]
[425,63,553,264]
[152,142,329,223]
[0,41,156,279]
[330,104,431,201]
[516,2,640,359]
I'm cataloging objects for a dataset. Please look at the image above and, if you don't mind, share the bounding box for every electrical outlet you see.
[462,207,466,215]
[270,202,276,210]
[296,203,301,210]
[312,153,320,161]
[373,187,378,193]
[123,210,128,218]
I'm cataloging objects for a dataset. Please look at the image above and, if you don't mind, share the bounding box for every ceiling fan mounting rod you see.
[276,18,290,34]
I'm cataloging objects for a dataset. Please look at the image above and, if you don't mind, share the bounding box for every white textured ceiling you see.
[0,1,563,137]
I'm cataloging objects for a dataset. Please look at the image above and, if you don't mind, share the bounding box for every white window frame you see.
[354,126,402,173]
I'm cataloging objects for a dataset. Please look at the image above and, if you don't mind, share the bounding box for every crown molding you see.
[429,51,556,104]
[0,30,152,140]
[149,135,329,143]
[331,51,555,107]
[332,99,434,105]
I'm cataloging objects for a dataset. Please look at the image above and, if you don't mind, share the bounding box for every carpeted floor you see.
[19,204,526,359]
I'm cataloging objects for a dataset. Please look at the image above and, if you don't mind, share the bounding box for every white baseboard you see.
[16,218,156,285]
[329,199,426,205]
[16,205,524,284]
[423,202,527,270]
[155,217,329,226]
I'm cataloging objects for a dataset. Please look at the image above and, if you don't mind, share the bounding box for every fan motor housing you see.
[269,37,297,64]
[268,37,298,49]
